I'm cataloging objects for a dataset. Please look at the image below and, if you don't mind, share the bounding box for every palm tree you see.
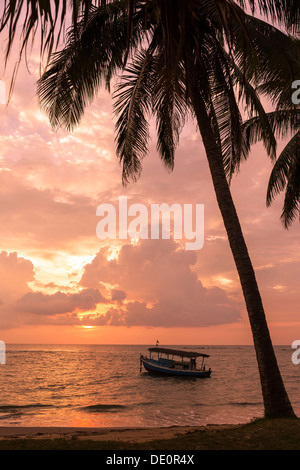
[1,1,299,418]
[35,1,300,419]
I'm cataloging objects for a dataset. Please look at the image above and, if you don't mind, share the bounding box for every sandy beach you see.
[0,424,236,443]
[0,420,300,450]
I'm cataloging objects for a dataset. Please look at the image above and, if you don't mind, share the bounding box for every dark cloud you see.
[16,288,107,316]
[111,289,127,302]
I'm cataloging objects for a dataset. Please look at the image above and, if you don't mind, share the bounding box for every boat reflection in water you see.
[140,347,212,378]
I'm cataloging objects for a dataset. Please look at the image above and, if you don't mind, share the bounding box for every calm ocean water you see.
[0,344,299,428]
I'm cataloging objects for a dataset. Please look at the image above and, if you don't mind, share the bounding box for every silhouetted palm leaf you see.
[241,13,300,228]
[267,132,300,227]
[37,1,135,130]
[114,49,154,183]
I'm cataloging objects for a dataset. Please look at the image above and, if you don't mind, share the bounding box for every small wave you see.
[0,412,23,420]
[0,404,54,412]
[8,350,58,354]
[38,384,66,390]
[136,401,155,407]
[229,401,262,407]
[80,404,127,413]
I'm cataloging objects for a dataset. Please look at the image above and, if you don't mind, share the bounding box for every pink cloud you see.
[0,251,34,301]
[81,238,242,327]
[0,250,108,328]
[0,172,97,252]
[0,251,35,329]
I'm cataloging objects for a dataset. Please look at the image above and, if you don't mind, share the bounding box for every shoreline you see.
[0,419,300,449]
[0,424,238,442]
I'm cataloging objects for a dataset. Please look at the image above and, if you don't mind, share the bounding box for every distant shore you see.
[0,418,300,449]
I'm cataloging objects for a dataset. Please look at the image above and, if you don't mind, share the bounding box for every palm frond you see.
[37,1,134,130]
[1,0,63,63]
[209,43,245,180]
[266,131,300,227]
[152,48,187,171]
[0,0,109,62]
[230,65,278,166]
[236,0,300,34]
[0,0,114,100]
[243,109,300,147]
[241,15,300,108]
[113,49,154,184]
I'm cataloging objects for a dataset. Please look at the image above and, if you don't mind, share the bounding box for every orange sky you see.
[0,34,299,346]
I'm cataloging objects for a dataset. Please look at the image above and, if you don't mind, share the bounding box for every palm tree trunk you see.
[191,91,296,418]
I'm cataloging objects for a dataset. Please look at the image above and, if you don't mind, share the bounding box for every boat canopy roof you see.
[148,347,209,358]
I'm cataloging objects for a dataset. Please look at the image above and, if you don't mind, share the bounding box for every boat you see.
[140,346,212,378]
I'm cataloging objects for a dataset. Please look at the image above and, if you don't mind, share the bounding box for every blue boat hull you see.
[141,357,211,378]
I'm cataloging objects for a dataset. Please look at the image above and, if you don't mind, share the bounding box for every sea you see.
[0,344,299,428]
